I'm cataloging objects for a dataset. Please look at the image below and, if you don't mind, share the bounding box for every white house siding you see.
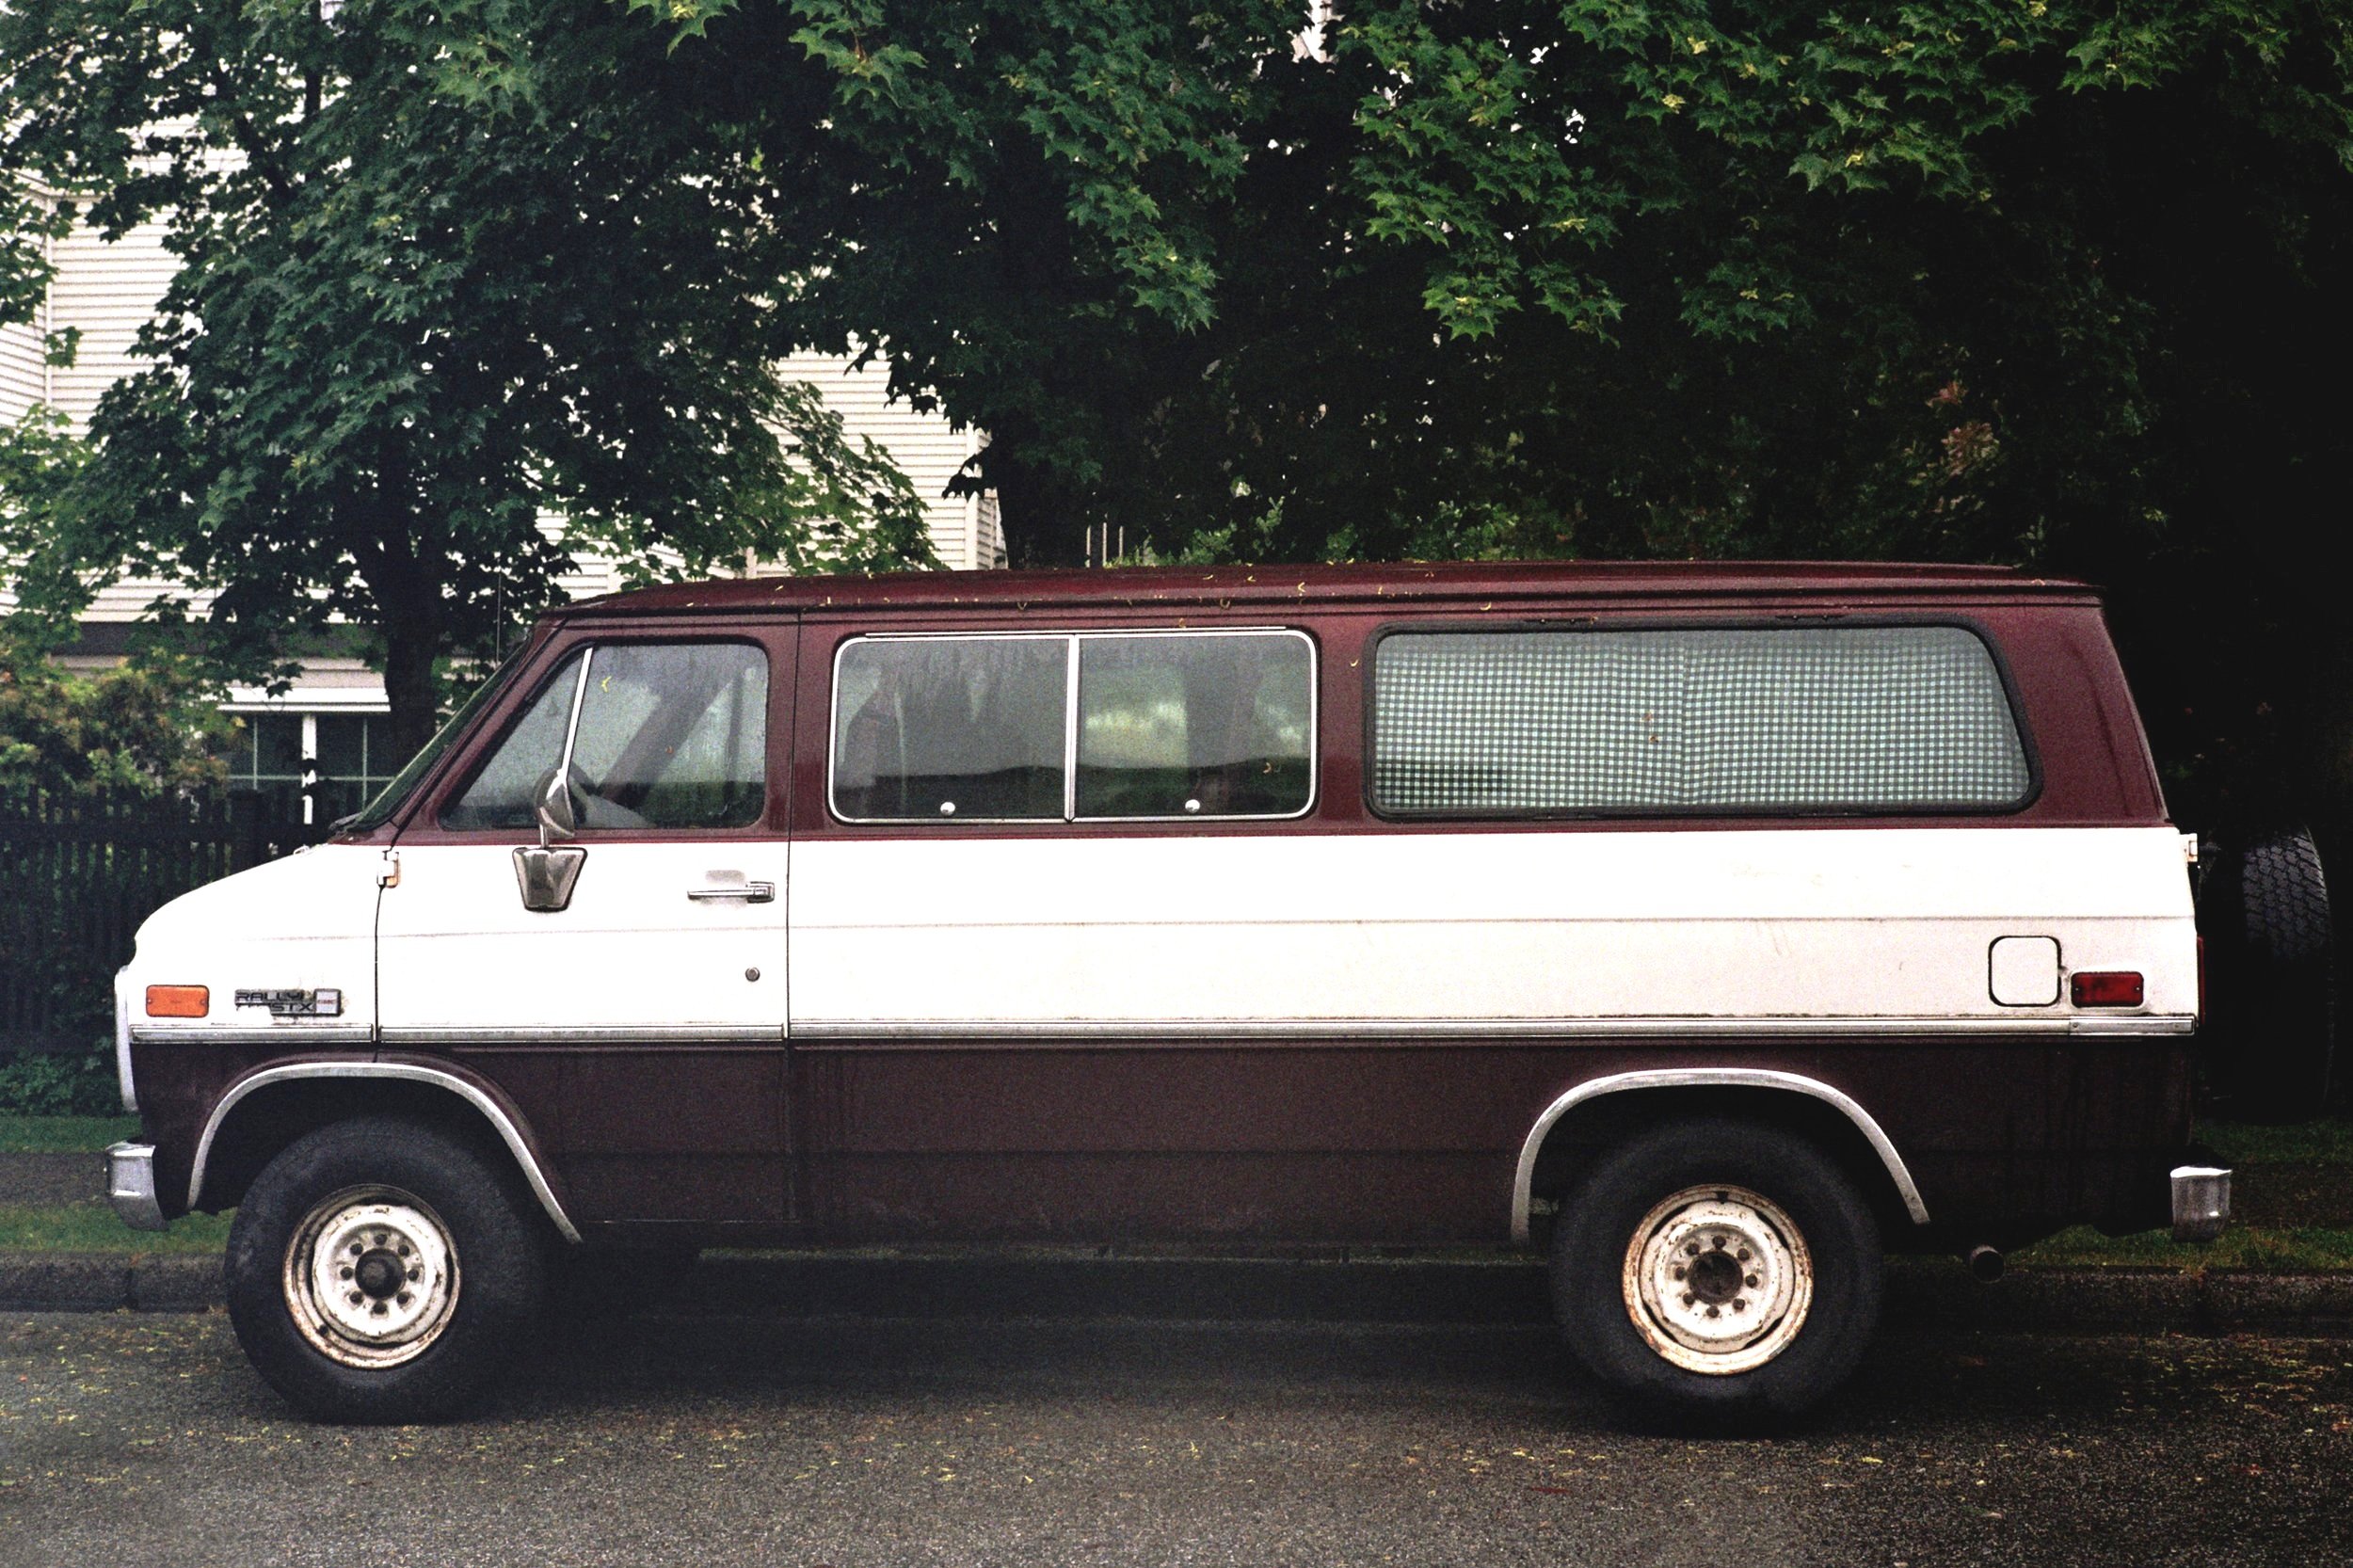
[0,313,46,420]
[773,352,1001,571]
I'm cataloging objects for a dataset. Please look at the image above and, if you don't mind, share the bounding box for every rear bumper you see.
[2170,1164,2232,1243]
[106,1143,167,1233]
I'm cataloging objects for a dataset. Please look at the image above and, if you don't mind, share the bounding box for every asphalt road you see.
[4,1310,2349,1568]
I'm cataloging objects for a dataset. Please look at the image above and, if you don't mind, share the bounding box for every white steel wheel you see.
[1549,1117,1882,1422]
[283,1186,460,1369]
[228,1116,548,1422]
[1620,1183,1812,1376]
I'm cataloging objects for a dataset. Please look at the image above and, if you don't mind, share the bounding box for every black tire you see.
[225,1115,550,1423]
[1550,1118,1881,1424]
[2201,827,2337,1121]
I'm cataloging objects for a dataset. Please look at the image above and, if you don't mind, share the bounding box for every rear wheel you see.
[1550,1119,1881,1422]
[226,1116,549,1423]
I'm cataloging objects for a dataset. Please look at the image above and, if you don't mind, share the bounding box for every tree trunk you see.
[986,440,1091,567]
[380,620,443,765]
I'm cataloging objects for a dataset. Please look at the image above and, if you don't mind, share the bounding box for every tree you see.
[1,0,937,755]
[633,0,2353,820]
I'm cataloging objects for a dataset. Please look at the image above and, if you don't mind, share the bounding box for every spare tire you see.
[2200,827,2338,1122]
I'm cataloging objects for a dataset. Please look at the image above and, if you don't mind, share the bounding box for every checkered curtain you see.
[1372,627,2030,813]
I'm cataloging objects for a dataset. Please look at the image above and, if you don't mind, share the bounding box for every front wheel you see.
[1550,1118,1881,1423]
[226,1116,550,1423]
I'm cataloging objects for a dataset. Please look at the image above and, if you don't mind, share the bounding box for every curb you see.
[0,1253,222,1313]
[6,1250,2353,1334]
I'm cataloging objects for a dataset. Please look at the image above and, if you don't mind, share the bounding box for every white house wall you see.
[0,309,46,419]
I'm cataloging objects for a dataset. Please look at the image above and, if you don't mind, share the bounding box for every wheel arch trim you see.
[188,1063,581,1242]
[1512,1068,1930,1244]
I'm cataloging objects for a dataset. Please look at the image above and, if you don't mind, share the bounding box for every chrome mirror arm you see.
[516,649,594,912]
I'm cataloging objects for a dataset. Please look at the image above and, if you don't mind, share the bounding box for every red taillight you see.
[145,984,208,1018]
[2071,970,2145,1008]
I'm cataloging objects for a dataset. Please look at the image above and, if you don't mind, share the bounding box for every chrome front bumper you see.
[2171,1164,2233,1244]
[106,1143,167,1232]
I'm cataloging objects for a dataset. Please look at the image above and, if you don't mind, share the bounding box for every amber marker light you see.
[145,984,209,1018]
[2069,971,2145,1008]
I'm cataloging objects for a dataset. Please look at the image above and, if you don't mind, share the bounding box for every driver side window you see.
[440,642,769,831]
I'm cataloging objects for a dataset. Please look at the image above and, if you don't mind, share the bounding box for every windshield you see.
[334,644,536,835]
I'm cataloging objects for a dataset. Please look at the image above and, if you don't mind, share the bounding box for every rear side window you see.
[832,630,1316,823]
[1370,624,2031,816]
[441,642,768,831]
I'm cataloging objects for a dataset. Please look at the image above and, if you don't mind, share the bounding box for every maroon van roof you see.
[559,559,2097,619]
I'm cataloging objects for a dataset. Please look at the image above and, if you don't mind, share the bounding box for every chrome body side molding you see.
[188,1063,581,1242]
[378,1024,784,1046]
[792,1015,2194,1043]
[1511,1067,1931,1244]
[131,1025,376,1048]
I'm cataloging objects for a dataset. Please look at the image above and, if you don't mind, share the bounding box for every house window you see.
[222,712,401,824]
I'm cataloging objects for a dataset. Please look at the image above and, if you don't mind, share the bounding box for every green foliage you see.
[0,647,231,798]
[0,1048,120,1119]
[621,0,2353,824]
[0,0,940,756]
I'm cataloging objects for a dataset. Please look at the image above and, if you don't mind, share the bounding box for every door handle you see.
[687,880,775,904]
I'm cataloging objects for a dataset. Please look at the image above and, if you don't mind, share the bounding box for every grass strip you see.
[0,1204,232,1254]
[0,1115,142,1153]
[2203,1119,2353,1167]
[2016,1223,2353,1272]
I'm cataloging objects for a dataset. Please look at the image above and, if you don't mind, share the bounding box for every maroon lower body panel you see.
[135,1029,2194,1251]
[785,1032,2198,1250]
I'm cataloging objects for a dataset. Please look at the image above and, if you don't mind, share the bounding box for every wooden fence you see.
[0,790,329,1054]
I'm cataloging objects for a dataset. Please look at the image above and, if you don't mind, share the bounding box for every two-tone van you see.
[105,561,2216,1422]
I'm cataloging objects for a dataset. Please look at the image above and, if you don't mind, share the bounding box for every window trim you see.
[1361,615,2043,823]
[827,627,1321,825]
[433,634,775,835]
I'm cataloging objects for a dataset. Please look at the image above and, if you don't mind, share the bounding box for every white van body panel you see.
[120,844,380,1044]
[788,824,2196,1033]
[376,842,788,1039]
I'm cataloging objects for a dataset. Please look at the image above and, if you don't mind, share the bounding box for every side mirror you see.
[535,767,577,847]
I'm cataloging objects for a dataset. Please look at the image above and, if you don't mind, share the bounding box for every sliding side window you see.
[1077,633,1313,818]
[831,637,1069,821]
[831,630,1316,823]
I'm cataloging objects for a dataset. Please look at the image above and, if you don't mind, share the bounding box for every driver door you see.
[376,632,792,1226]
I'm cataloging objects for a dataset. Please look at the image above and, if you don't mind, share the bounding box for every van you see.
[105,561,2212,1421]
